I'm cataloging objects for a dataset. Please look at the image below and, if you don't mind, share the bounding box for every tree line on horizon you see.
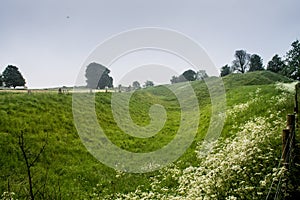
[170,69,208,84]
[1,39,299,89]
[220,39,300,80]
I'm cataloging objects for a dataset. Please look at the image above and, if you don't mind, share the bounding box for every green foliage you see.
[132,81,141,90]
[266,40,300,81]
[267,54,286,74]
[220,64,232,77]
[144,80,154,87]
[249,54,264,71]
[285,40,300,80]
[85,62,113,89]
[2,65,26,88]
[182,69,196,81]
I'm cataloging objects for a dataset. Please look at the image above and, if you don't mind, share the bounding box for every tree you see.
[285,40,300,80]
[144,80,154,87]
[0,74,3,87]
[85,62,113,89]
[249,54,264,72]
[182,69,196,81]
[17,130,48,200]
[2,65,26,88]
[118,84,122,92]
[232,50,251,73]
[196,70,208,80]
[170,74,186,84]
[170,75,179,84]
[220,64,231,77]
[170,69,198,84]
[267,54,286,74]
[132,81,141,90]
[127,85,132,92]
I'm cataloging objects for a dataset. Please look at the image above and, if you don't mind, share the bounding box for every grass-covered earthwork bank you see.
[1,71,299,199]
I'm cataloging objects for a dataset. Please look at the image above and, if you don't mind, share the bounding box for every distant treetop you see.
[144,80,154,87]
[132,81,141,90]
[231,50,251,74]
[2,65,26,88]
[85,62,113,89]
[220,65,231,77]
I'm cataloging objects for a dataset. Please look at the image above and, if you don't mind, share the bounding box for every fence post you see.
[282,129,290,168]
[295,84,299,114]
[287,114,295,150]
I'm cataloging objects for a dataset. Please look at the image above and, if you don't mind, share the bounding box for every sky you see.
[0,0,300,88]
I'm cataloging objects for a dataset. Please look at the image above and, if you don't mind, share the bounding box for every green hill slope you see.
[222,70,291,88]
[0,72,296,199]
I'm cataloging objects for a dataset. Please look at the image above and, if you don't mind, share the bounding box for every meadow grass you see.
[0,71,297,199]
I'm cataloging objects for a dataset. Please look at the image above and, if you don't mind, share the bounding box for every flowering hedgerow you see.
[97,86,291,200]
[177,115,285,199]
[104,115,285,200]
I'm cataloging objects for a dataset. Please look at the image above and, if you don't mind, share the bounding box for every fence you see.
[282,114,296,170]
[266,83,300,200]
[283,83,300,170]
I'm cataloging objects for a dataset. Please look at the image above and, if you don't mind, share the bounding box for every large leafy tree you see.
[285,40,300,80]
[182,69,196,81]
[220,64,231,77]
[2,65,26,88]
[267,54,286,74]
[85,62,113,89]
[232,50,251,73]
[249,54,264,72]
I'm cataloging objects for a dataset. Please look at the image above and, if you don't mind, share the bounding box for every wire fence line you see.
[266,83,300,200]
[265,128,292,200]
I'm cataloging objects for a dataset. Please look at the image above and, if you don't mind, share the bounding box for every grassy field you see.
[0,71,298,199]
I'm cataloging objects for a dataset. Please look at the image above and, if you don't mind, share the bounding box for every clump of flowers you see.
[1,192,16,200]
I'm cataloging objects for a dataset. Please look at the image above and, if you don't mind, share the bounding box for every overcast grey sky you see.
[1,0,299,88]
